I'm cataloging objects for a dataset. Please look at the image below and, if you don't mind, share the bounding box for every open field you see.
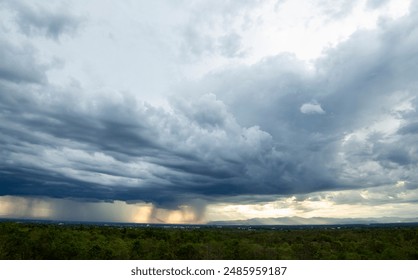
[0,222,417,260]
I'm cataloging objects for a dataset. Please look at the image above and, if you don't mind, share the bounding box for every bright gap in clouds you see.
[187,0,412,77]
[28,0,413,106]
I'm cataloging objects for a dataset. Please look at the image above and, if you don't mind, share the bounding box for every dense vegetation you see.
[0,222,417,260]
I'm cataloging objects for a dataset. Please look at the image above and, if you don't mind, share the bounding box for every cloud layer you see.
[0,0,417,220]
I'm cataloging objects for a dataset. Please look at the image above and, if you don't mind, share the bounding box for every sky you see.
[0,0,417,224]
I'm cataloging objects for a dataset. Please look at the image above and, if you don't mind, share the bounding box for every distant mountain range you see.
[207,216,418,225]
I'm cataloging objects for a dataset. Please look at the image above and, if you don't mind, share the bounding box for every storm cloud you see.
[0,0,417,220]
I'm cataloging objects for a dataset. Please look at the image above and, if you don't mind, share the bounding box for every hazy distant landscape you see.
[1,221,417,260]
[209,216,418,226]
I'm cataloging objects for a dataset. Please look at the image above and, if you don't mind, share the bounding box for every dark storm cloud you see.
[0,77,282,207]
[1,1,418,210]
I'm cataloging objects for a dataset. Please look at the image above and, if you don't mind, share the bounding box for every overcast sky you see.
[1,0,417,224]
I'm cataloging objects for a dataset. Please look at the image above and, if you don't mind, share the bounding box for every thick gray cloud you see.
[0,39,47,83]
[0,0,417,214]
[0,87,280,207]
[1,0,83,39]
[184,1,418,195]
